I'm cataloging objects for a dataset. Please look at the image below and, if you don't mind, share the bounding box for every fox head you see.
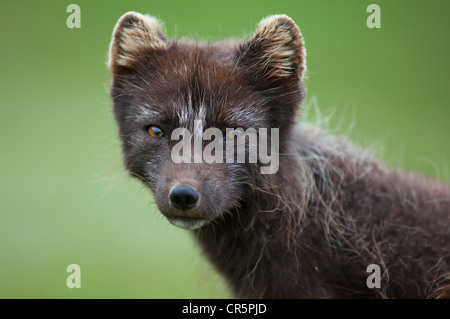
[108,12,306,229]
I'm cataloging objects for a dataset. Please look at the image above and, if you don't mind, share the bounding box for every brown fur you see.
[108,12,450,298]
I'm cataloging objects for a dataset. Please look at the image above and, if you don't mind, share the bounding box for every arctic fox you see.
[108,12,450,298]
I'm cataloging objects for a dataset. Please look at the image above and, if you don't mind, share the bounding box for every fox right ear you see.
[108,12,168,72]
[237,15,306,83]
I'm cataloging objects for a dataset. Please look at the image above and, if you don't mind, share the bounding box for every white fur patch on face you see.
[136,103,160,119]
[177,87,207,132]
[167,217,209,229]
[194,106,206,136]
[108,11,167,70]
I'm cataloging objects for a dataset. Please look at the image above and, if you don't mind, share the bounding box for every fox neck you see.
[192,152,317,298]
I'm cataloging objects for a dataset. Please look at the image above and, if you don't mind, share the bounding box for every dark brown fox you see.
[108,12,450,298]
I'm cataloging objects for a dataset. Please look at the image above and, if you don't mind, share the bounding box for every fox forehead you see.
[125,42,269,129]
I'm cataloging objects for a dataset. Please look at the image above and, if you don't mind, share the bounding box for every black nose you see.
[169,185,199,210]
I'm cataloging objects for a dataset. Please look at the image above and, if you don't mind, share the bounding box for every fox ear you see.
[108,12,168,72]
[237,15,306,83]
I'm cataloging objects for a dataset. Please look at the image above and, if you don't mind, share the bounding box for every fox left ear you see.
[108,11,168,73]
[237,15,306,84]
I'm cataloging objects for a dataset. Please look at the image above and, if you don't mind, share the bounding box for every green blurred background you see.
[0,0,448,298]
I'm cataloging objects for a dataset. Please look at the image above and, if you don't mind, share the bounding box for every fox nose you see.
[169,185,199,210]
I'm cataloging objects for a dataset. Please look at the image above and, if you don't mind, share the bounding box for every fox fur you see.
[108,12,450,298]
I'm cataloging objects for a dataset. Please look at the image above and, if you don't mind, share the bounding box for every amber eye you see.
[227,128,244,139]
[147,126,164,138]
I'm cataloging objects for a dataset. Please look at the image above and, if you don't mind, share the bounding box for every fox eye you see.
[227,128,244,139]
[147,125,164,138]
